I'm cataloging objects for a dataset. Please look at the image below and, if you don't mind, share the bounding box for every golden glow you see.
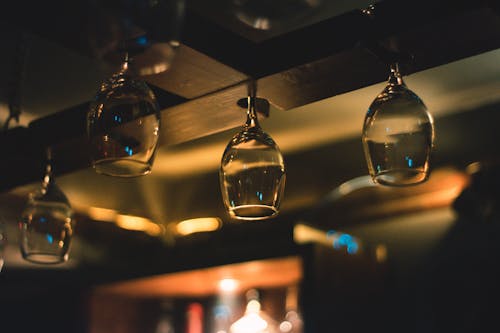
[375,244,388,263]
[116,214,163,236]
[293,223,330,246]
[176,217,222,236]
[465,161,482,175]
[88,207,118,222]
[218,278,238,292]
[230,300,268,333]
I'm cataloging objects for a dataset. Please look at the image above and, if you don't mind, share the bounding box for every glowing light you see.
[279,321,293,333]
[218,278,238,293]
[328,230,359,255]
[294,224,362,254]
[136,35,148,46]
[230,300,268,333]
[347,242,359,254]
[176,217,222,236]
[116,214,163,236]
[375,244,388,263]
[46,234,53,244]
[88,207,118,222]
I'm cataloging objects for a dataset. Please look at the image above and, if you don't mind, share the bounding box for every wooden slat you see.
[143,45,248,99]
[93,256,302,298]
[158,82,249,145]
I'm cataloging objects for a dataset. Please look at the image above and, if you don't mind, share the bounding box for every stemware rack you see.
[0,0,499,191]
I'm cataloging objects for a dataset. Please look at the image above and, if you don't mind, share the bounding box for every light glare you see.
[116,214,163,236]
[218,278,238,292]
[176,217,222,236]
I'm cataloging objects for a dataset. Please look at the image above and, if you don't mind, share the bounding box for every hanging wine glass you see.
[87,53,161,177]
[362,63,434,186]
[19,149,74,264]
[220,89,286,220]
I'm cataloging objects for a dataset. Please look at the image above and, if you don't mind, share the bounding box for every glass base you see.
[229,205,279,220]
[373,169,429,186]
[22,252,68,265]
[93,158,152,177]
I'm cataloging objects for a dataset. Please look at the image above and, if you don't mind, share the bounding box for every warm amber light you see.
[88,207,118,222]
[218,278,238,292]
[116,214,163,236]
[176,217,222,236]
[293,224,328,245]
[230,300,269,333]
[375,244,388,263]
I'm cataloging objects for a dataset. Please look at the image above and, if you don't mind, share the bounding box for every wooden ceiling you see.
[0,0,499,273]
[0,0,499,191]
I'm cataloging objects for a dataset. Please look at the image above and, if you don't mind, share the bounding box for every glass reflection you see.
[19,156,74,264]
[87,53,161,177]
[362,63,434,186]
[220,95,286,220]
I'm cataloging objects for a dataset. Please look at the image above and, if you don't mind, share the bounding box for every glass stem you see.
[245,96,260,128]
[42,147,53,191]
[388,62,405,86]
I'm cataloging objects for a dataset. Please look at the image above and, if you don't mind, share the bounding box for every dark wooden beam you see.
[0,0,499,193]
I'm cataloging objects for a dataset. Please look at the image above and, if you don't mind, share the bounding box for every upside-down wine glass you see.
[220,92,286,220]
[19,149,74,264]
[87,53,161,177]
[362,63,434,186]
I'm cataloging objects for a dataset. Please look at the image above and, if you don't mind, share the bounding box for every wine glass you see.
[19,149,74,264]
[87,53,161,177]
[362,63,434,186]
[220,94,286,220]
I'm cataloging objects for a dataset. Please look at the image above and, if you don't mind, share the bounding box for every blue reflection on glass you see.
[124,146,133,156]
[256,191,263,201]
[376,165,382,172]
[40,217,47,223]
[46,234,53,244]
[405,156,413,168]
[114,115,122,123]
[230,200,235,207]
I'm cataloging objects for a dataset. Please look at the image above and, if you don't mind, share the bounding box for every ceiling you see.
[0,0,499,275]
